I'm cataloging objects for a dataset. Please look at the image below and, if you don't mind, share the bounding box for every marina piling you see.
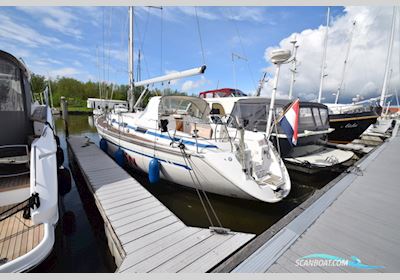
[60,96,69,137]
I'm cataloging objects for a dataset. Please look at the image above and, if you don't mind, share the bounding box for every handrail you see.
[271,128,334,138]
[38,151,57,160]
[33,146,37,186]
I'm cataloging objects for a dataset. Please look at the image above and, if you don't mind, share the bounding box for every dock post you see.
[60,96,69,137]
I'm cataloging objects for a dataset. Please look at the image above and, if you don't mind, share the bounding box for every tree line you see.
[30,73,188,108]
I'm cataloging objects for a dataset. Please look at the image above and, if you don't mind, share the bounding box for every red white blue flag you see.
[279,99,300,146]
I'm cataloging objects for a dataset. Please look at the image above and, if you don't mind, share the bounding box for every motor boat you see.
[204,96,355,174]
[0,50,60,272]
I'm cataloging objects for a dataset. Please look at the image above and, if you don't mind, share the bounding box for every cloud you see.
[49,67,80,78]
[135,7,267,24]
[263,6,400,103]
[181,76,209,92]
[164,70,179,85]
[73,60,83,67]
[0,41,32,59]
[60,43,87,52]
[231,35,254,47]
[176,7,218,21]
[16,7,82,39]
[226,7,267,23]
[35,57,63,66]
[108,49,128,62]
[135,6,180,23]
[0,14,60,47]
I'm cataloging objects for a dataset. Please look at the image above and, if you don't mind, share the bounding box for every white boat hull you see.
[97,122,290,203]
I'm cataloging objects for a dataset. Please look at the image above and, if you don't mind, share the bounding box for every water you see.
[33,115,115,272]
[34,114,340,272]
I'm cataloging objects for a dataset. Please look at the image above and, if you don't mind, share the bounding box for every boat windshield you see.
[229,101,283,132]
[159,96,210,120]
[215,89,246,97]
[327,102,379,114]
[230,99,330,133]
[0,56,24,112]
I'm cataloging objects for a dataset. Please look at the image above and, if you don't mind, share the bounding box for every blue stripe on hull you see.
[104,136,192,170]
[111,119,218,149]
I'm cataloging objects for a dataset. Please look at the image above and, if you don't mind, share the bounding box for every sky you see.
[0,6,399,103]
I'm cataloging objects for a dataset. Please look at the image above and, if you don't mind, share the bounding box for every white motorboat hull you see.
[284,145,355,174]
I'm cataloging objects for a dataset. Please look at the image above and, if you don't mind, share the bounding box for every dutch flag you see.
[279,99,300,146]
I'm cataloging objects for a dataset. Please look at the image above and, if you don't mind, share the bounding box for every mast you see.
[96,46,102,100]
[335,21,356,104]
[380,6,397,107]
[255,72,267,97]
[232,52,247,92]
[137,50,141,82]
[317,7,330,103]
[288,36,298,99]
[128,6,135,112]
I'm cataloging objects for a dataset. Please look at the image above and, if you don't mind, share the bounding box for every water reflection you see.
[33,115,114,273]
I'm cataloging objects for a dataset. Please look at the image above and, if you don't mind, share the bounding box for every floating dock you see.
[213,122,400,273]
[67,136,254,273]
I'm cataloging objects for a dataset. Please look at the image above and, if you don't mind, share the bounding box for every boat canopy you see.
[229,98,330,133]
[140,95,211,121]
[199,88,247,98]
[159,96,210,120]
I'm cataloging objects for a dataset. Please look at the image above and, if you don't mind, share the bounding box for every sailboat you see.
[0,50,60,272]
[317,8,381,144]
[363,6,399,137]
[94,7,291,203]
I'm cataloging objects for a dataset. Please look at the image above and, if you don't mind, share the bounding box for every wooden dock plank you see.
[109,200,161,222]
[151,233,237,272]
[95,181,139,197]
[67,135,255,273]
[94,179,136,194]
[112,205,167,228]
[101,192,153,211]
[105,197,156,217]
[179,233,254,272]
[120,228,208,272]
[119,216,179,245]
[100,188,148,204]
[126,229,217,272]
[116,211,173,236]
[123,222,185,254]
[97,188,146,203]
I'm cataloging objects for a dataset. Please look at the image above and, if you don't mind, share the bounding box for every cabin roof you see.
[0,50,29,78]
[235,98,328,109]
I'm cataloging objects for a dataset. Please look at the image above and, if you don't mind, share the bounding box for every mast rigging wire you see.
[160,8,164,76]
[227,7,257,92]
[194,7,206,66]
